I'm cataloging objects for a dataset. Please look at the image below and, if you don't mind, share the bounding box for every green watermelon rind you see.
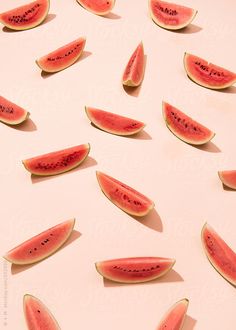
[201,223,236,287]
[3,219,75,265]
[76,0,115,16]
[149,0,197,31]
[0,0,50,31]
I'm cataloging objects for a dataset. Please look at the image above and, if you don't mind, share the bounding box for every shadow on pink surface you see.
[183,315,197,330]
[172,24,202,34]
[30,156,97,183]
[217,85,236,94]
[2,14,57,33]
[122,55,147,97]
[222,183,236,191]
[8,118,37,132]
[40,51,92,79]
[192,141,221,153]
[131,208,163,232]
[10,230,81,275]
[102,269,183,287]
[103,12,121,20]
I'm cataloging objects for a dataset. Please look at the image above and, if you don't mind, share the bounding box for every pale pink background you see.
[0,0,236,329]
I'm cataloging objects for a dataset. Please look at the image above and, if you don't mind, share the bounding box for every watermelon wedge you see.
[0,96,29,125]
[85,106,145,136]
[157,299,189,330]
[184,53,236,89]
[163,102,215,145]
[24,294,60,330]
[122,42,145,87]
[4,219,75,265]
[218,170,236,190]
[0,0,50,31]
[201,223,236,286]
[22,144,90,176]
[36,37,86,73]
[95,257,175,283]
[149,0,197,30]
[76,0,115,16]
[96,171,154,217]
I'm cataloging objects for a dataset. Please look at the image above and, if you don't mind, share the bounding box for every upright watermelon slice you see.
[122,42,145,87]
[96,171,154,217]
[0,96,29,125]
[4,219,75,265]
[184,53,236,89]
[0,0,50,31]
[218,170,236,190]
[85,106,145,136]
[95,257,175,283]
[76,0,115,16]
[22,144,90,176]
[149,0,197,30]
[163,102,215,145]
[157,299,189,330]
[24,294,60,330]
[201,223,236,286]
[36,37,86,73]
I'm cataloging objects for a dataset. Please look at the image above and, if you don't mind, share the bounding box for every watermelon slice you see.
[0,96,29,125]
[201,223,236,286]
[76,0,115,16]
[0,0,50,31]
[218,170,236,190]
[22,144,90,176]
[149,0,197,30]
[36,37,86,73]
[85,106,145,136]
[122,42,145,87]
[24,294,60,330]
[184,53,236,90]
[96,171,154,217]
[157,299,189,330]
[95,257,175,283]
[162,102,215,145]
[4,219,75,265]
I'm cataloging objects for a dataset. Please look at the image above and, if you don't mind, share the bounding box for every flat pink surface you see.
[0,1,236,329]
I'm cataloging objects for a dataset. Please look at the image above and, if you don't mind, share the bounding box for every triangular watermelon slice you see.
[157,299,189,330]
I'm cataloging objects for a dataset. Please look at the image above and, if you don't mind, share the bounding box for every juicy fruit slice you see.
[218,170,236,190]
[76,0,115,15]
[0,0,49,31]
[122,42,145,87]
[201,223,236,286]
[184,53,236,89]
[36,37,86,73]
[0,96,29,125]
[95,257,175,283]
[163,102,215,145]
[96,171,154,217]
[157,299,189,330]
[22,144,90,176]
[85,107,145,136]
[4,219,75,265]
[149,0,197,30]
[24,294,60,330]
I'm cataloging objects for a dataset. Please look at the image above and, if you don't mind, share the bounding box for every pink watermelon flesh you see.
[76,0,115,15]
[157,299,189,330]
[0,96,29,125]
[184,53,236,89]
[0,0,49,31]
[218,170,236,190]
[23,144,90,176]
[36,37,86,73]
[202,223,236,286]
[85,107,145,136]
[149,0,197,30]
[163,102,215,145]
[4,219,75,265]
[96,171,154,217]
[24,294,60,330]
[95,257,175,283]
[122,42,145,87]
